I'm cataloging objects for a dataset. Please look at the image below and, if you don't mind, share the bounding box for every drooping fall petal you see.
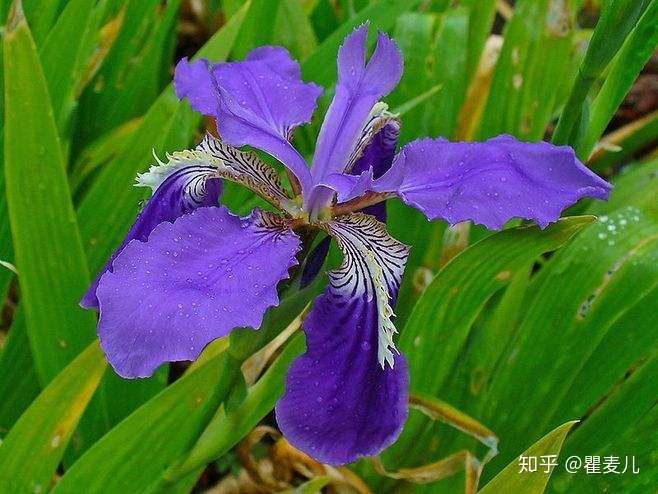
[96,207,300,378]
[277,213,410,464]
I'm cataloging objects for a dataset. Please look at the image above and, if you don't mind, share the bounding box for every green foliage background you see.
[0,0,656,492]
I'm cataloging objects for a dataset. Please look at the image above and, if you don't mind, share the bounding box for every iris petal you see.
[174,47,322,193]
[276,213,410,464]
[96,206,301,378]
[306,25,403,213]
[329,135,612,230]
[80,159,222,309]
[375,135,612,229]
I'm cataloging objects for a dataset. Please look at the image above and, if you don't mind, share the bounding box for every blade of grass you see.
[20,0,67,46]
[273,0,318,61]
[3,0,112,453]
[0,343,106,494]
[0,311,40,436]
[39,0,96,135]
[160,335,306,487]
[51,348,238,494]
[576,0,658,158]
[479,421,577,494]
[3,0,98,386]
[588,111,658,173]
[360,217,593,491]
[480,163,658,479]
[463,0,497,81]
[76,2,249,279]
[231,0,280,58]
[478,0,577,140]
[428,7,470,139]
[552,0,652,148]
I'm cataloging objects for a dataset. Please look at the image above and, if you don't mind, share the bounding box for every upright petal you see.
[173,58,218,116]
[306,25,403,212]
[347,108,400,178]
[80,156,222,309]
[276,213,410,465]
[370,135,612,230]
[174,48,322,193]
[346,107,400,221]
[96,207,301,378]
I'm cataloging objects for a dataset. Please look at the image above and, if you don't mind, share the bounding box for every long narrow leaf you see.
[3,0,97,386]
[577,0,658,158]
[0,343,106,494]
[552,0,651,147]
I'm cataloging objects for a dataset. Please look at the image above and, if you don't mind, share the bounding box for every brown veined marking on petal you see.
[322,213,410,367]
[193,135,302,216]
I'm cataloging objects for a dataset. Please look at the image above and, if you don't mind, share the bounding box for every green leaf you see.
[589,111,658,174]
[463,0,497,80]
[273,0,318,61]
[577,0,658,158]
[388,12,437,144]
[550,358,658,493]
[360,217,592,491]
[552,0,652,147]
[479,421,577,494]
[52,349,238,494]
[2,0,118,455]
[478,0,577,140]
[54,281,317,493]
[76,2,249,281]
[20,0,67,46]
[427,7,470,139]
[78,0,182,141]
[231,0,280,58]
[281,476,331,494]
[160,335,306,489]
[3,0,97,386]
[483,212,658,471]
[104,0,182,134]
[0,311,40,436]
[39,0,97,135]
[403,216,594,399]
[0,343,106,494]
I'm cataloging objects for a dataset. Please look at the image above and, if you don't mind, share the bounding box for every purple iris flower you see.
[81,25,611,465]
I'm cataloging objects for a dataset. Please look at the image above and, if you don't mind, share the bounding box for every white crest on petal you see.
[137,148,218,209]
[325,213,410,368]
[137,135,300,216]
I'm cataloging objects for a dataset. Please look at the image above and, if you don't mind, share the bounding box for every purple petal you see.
[373,135,612,230]
[174,48,322,193]
[80,164,222,309]
[350,120,399,178]
[96,207,301,378]
[277,213,410,464]
[195,134,300,215]
[246,46,303,78]
[348,119,400,221]
[299,236,331,289]
[174,58,219,116]
[306,25,403,212]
